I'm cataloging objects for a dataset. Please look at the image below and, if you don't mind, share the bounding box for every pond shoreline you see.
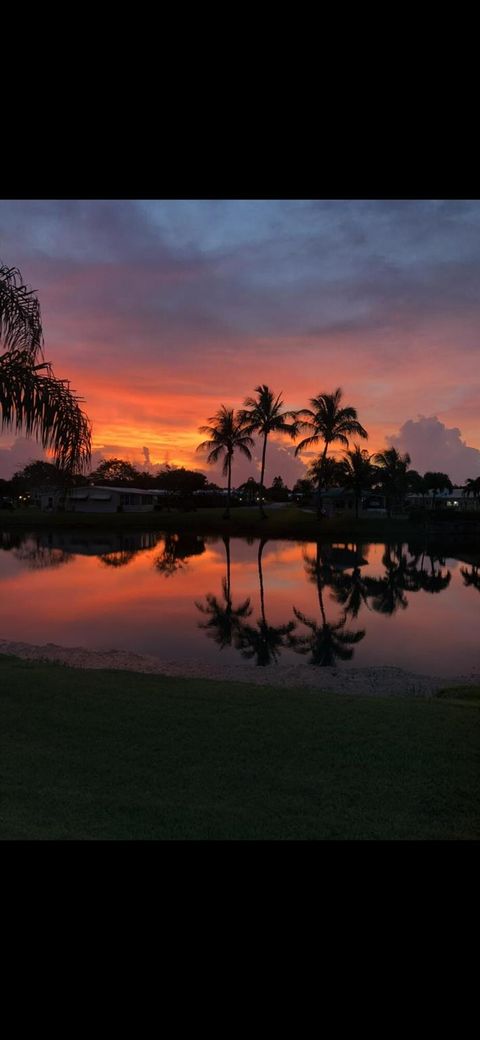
[2,507,479,556]
[2,638,479,698]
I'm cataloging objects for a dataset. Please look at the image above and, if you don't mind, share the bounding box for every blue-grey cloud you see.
[388,416,480,484]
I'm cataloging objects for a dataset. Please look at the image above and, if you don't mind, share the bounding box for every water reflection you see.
[0,528,478,676]
[13,536,75,571]
[196,536,252,648]
[461,564,480,592]
[235,538,296,666]
[155,533,206,577]
[290,542,366,665]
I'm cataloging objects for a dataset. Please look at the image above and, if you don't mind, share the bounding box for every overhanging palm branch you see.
[0,264,91,472]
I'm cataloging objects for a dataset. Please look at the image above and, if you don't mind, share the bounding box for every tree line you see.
[1,265,479,519]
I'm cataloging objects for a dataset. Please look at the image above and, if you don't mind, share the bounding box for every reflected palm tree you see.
[196,536,252,649]
[460,564,480,592]
[99,549,137,568]
[330,545,372,619]
[367,544,419,615]
[290,541,365,665]
[155,533,205,578]
[235,538,296,665]
[408,547,451,594]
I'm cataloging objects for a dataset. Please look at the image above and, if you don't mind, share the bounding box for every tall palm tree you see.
[239,385,296,518]
[197,406,254,519]
[294,388,368,513]
[235,538,296,665]
[342,446,376,519]
[372,448,411,517]
[0,263,91,472]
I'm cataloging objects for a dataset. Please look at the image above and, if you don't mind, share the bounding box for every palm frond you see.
[0,263,43,356]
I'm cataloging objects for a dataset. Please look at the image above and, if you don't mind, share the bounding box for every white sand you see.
[1,637,479,697]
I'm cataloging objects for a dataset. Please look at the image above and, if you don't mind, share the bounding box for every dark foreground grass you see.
[0,654,478,840]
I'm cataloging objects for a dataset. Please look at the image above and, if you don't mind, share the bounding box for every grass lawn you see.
[0,654,478,841]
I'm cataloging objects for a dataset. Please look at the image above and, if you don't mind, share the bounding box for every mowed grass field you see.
[0,654,478,841]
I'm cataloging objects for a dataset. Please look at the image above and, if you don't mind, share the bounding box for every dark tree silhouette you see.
[372,448,411,517]
[0,263,91,472]
[342,446,376,519]
[464,477,480,502]
[239,385,296,518]
[197,406,254,518]
[423,471,453,507]
[89,458,142,485]
[294,388,368,515]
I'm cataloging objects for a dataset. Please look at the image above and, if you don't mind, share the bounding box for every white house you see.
[66,486,161,513]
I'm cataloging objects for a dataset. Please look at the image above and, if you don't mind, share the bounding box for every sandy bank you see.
[2,638,479,697]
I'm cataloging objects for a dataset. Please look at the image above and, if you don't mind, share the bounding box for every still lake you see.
[1,528,479,677]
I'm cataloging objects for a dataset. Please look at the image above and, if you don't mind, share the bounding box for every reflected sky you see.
[0,530,478,677]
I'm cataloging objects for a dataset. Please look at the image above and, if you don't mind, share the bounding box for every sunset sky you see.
[1,198,479,484]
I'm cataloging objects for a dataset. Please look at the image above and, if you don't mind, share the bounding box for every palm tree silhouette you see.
[290,542,365,665]
[197,406,254,519]
[294,388,368,515]
[0,263,91,472]
[235,538,296,665]
[195,536,252,649]
[372,448,411,517]
[342,446,376,519]
[239,385,297,518]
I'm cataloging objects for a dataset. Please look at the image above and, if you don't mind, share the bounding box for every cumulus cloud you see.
[0,436,47,479]
[388,416,480,484]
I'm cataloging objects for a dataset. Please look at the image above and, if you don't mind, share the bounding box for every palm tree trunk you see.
[355,490,359,520]
[224,454,232,519]
[259,433,268,518]
[317,442,329,519]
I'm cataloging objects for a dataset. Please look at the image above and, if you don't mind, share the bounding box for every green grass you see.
[0,654,478,840]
